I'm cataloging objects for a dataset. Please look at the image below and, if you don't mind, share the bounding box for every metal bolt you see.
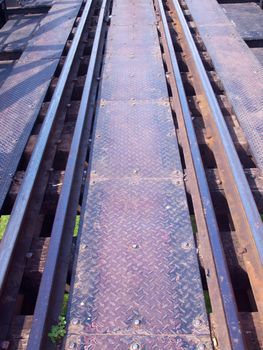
[132,244,139,249]
[133,169,139,175]
[193,318,202,327]
[80,302,85,306]
[181,242,191,250]
[134,319,140,326]
[197,344,206,350]
[69,342,76,349]
[72,318,78,325]
[26,252,33,259]
[166,205,171,210]
[130,343,140,350]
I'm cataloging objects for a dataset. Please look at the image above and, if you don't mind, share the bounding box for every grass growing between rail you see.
[48,293,69,344]
[190,215,197,236]
[0,215,10,240]
[48,215,78,344]
[74,215,80,237]
[204,290,212,314]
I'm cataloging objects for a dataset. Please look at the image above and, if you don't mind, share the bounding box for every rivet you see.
[133,169,139,175]
[193,318,202,327]
[132,244,139,249]
[130,343,140,350]
[181,242,191,250]
[72,318,78,325]
[134,319,140,326]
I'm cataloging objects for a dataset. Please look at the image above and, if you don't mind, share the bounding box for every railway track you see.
[0,0,110,347]
[0,0,262,348]
[155,0,263,348]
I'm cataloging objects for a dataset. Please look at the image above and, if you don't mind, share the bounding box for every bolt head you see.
[197,344,206,350]
[132,244,139,249]
[193,318,202,327]
[131,343,140,350]
[134,319,140,326]
[72,318,78,325]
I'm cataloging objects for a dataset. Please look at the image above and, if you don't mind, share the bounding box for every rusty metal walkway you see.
[64,0,211,349]
[0,0,83,210]
[184,0,263,170]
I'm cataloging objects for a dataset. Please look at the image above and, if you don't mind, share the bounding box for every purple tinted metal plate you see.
[0,0,83,209]
[65,0,211,347]
[66,180,210,340]
[184,0,263,169]
[90,100,182,178]
[221,3,263,41]
[25,0,82,60]
[106,24,160,57]
[111,2,156,26]
[0,57,58,207]
[66,333,212,350]
[100,54,167,100]
[107,24,159,50]
[0,14,43,53]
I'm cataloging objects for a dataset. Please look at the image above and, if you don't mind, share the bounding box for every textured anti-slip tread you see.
[65,0,211,348]
[184,0,263,170]
[0,0,83,209]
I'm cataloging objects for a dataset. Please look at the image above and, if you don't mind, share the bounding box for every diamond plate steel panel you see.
[25,0,82,60]
[0,14,43,53]
[0,0,83,209]
[65,0,211,347]
[106,24,160,57]
[185,0,263,169]
[100,55,167,100]
[66,180,210,341]
[221,3,263,41]
[90,100,182,178]
[66,333,212,349]
[111,2,156,26]
[0,58,58,208]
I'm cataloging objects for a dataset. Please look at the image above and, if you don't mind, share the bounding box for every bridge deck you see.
[184,0,263,170]
[65,0,211,349]
[0,0,83,210]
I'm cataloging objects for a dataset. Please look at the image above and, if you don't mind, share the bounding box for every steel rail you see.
[170,0,263,265]
[157,0,247,348]
[26,0,108,348]
[0,0,94,294]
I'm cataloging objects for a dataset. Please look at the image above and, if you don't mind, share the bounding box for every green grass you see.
[61,293,69,317]
[190,215,197,235]
[73,215,80,237]
[48,293,69,344]
[204,290,212,314]
[0,215,10,240]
